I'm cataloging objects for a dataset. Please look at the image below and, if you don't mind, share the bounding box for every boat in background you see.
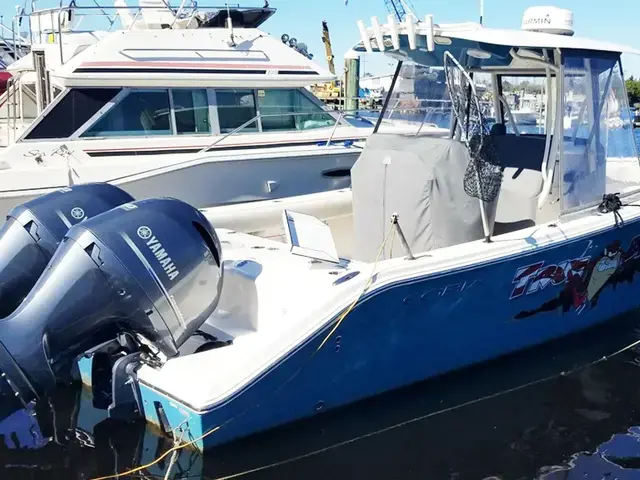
[0,72,10,96]
[0,0,312,147]
[633,107,640,128]
[0,19,28,69]
[0,1,448,217]
[0,19,29,96]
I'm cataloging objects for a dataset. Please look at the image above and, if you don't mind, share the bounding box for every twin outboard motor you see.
[0,183,135,317]
[0,195,223,403]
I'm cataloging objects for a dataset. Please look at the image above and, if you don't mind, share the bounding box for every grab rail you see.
[498,95,520,136]
[197,106,450,155]
[5,76,14,146]
[415,106,444,136]
[199,110,352,154]
[199,113,262,154]
[1,71,28,146]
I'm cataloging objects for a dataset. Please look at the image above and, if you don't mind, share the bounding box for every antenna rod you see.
[226,2,236,46]
[479,0,484,25]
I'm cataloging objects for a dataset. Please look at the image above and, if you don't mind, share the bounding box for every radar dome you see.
[521,6,574,36]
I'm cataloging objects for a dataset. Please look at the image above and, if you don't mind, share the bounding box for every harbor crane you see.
[312,20,341,105]
[383,0,417,21]
[322,20,336,75]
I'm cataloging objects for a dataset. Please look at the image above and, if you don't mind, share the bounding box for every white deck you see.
[136,228,370,410]
[136,187,640,412]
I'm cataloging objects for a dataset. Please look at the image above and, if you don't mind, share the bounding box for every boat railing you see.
[197,106,447,155]
[2,72,24,146]
[0,21,27,61]
[198,109,369,154]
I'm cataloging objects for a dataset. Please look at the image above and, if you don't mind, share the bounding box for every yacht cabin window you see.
[20,87,337,141]
[82,90,172,137]
[172,89,210,135]
[215,89,259,133]
[24,88,121,140]
[257,89,335,131]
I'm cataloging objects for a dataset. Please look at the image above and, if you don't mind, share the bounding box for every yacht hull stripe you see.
[74,67,318,75]
[83,138,364,157]
[77,61,315,70]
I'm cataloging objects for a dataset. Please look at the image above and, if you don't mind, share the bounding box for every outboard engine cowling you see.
[0,183,135,317]
[0,197,223,401]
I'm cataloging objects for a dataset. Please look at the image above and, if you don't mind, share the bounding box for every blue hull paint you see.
[122,221,640,449]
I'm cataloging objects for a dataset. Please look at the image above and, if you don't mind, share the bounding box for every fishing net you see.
[444,52,503,203]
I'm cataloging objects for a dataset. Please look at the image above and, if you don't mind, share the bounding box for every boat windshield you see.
[561,52,640,212]
[374,62,452,132]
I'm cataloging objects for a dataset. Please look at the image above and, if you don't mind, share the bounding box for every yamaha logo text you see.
[137,226,180,281]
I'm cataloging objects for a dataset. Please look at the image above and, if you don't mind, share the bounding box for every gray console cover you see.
[351,133,488,262]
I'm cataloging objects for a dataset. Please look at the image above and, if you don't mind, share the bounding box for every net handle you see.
[443,50,486,143]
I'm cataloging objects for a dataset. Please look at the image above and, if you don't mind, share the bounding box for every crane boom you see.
[310,20,340,105]
[321,20,335,75]
[384,0,406,21]
[383,0,417,21]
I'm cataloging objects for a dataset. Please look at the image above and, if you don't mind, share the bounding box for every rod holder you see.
[371,16,385,52]
[387,14,400,50]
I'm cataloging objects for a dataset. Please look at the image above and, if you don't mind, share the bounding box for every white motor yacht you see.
[0,1,449,217]
[0,0,447,215]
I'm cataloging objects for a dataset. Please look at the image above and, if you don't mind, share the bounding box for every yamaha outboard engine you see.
[0,197,223,403]
[0,183,135,317]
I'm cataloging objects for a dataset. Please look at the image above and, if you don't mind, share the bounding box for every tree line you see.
[628,77,640,107]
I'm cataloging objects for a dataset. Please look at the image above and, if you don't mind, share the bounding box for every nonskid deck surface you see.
[136,229,369,411]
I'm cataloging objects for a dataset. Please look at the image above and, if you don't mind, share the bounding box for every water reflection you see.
[198,314,640,480]
[3,312,640,479]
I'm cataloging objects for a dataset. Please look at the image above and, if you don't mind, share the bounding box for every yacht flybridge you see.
[0,1,292,145]
[0,5,640,457]
[0,2,446,215]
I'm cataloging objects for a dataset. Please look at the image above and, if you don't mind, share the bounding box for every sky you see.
[2,0,639,78]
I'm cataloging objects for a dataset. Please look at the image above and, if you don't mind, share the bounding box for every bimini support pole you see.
[538,48,563,210]
[374,60,403,133]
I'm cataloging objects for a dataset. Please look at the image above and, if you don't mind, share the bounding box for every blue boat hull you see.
[113,220,640,449]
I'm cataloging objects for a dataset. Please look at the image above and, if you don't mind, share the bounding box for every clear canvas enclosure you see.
[375,62,452,132]
[561,53,640,212]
